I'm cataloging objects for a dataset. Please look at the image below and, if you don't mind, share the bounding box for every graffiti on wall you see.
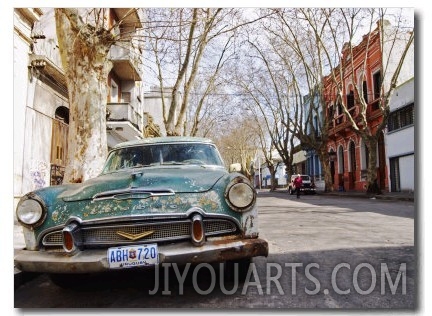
[30,160,48,190]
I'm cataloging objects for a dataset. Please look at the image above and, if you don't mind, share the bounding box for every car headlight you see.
[225,178,256,212]
[16,194,46,227]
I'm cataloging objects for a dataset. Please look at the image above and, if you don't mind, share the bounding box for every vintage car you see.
[288,174,316,195]
[14,137,268,285]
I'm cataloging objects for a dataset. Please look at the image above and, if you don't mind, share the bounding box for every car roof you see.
[111,136,215,150]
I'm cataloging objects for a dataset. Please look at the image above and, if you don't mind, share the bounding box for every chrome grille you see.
[43,231,63,245]
[41,218,238,248]
[83,221,191,245]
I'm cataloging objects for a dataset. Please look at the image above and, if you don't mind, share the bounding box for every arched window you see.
[54,106,69,124]
[337,145,345,174]
[360,139,369,170]
[347,88,355,109]
[349,141,356,172]
[51,106,69,185]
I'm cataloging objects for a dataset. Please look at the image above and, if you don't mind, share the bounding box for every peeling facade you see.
[14,8,148,208]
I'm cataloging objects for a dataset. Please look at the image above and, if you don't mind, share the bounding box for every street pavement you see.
[13,189,415,289]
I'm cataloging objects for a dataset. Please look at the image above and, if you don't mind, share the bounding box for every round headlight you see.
[16,198,44,226]
[227,182,255,210]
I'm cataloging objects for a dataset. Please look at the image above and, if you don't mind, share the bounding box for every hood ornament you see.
[116,230,155,241]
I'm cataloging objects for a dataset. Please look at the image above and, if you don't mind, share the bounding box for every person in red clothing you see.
[294,174,303,198]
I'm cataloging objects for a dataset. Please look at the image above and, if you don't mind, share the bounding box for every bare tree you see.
[251,114,282,191]
[233,24,297,183]
[55,9,114,183]
[54,8,145,183]
[188,35,236,136]
[145,8,270,136]
[315,8,414,193]
[146,8,228,136]
[261,8,336,192]
[215,116,259,180]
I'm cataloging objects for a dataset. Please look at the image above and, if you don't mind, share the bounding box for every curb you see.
[261,189,414,202]
[319,192,414,202]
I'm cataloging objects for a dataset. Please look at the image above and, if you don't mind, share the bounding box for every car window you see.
[102,143,224,173]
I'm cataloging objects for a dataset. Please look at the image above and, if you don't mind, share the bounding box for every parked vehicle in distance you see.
[14,137,268,287]
[288,174,316,195]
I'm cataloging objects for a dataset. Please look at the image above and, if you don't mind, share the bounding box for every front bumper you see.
[300,187,316,193]
[14,237,269,274]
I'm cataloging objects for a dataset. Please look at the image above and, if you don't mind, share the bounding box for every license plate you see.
[107,244,159,269]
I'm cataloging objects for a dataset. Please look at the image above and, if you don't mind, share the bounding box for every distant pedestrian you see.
[294,174,303,198]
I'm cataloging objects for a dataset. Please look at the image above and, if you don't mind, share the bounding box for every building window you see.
[111,80,118,102]
[347,90,355,109]
[328,106,334,119]
[389,157,401,192]
[337,145,344,174]
[373,71,381,99]
[349,141,356,172]
[51,106,69,186]
[388,103,414,132]
[362,81,368,103]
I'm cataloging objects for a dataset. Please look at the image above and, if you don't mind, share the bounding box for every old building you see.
[385,78,415,192]
[13,8,145,207]
[323,20,414,192]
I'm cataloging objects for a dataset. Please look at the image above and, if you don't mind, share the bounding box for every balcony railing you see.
[109,44,143,81]
[329,105,360,131]
[107,102,142,132]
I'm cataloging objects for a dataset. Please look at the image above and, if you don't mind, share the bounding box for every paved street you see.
[14,192,415,309]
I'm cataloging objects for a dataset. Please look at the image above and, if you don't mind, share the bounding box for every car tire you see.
[288,187,293,195]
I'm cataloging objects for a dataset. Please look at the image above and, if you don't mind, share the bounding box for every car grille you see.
[42,218,238,249]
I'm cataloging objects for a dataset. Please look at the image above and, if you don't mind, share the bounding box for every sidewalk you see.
[258,188,415,202]
[319,190,415,202]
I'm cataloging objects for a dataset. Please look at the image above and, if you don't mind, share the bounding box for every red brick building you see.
[323,23,388,192]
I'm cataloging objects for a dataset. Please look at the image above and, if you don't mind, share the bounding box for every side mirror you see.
[229,163,242,173]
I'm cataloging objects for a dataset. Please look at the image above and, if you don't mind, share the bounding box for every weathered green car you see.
[15,137,268,284]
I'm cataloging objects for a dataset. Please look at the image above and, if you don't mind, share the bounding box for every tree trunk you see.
[268,165,277,191]
[55,9,112,183]
[315,147,332,192]
[365,137,382,194]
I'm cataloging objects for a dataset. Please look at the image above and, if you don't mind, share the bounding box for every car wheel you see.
[288,187,293,195]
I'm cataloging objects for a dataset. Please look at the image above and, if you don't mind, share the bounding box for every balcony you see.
[106,102,143,144]
[328,105,359,138]
[112,8,143,30]
[109,44,143,81]
[28,53,67,95]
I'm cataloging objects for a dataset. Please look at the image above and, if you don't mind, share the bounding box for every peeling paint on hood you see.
[59,166,227,202]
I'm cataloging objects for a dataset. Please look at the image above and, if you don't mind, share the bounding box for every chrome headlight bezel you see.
[16,193,47,228]
[225,177,256,213]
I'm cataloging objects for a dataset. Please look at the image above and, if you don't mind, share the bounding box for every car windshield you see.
[301,176,310,181]
[102,143,225,173]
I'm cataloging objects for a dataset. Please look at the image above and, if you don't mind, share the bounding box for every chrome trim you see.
[37,212,242,246]
[41,217,238,248]
[16,193,48,229]
[191,214,205,246]
[92,187,175,201]
[224,177,256,213]
[62,222,80,253]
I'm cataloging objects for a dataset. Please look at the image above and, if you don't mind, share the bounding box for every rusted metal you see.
[14,238,268,274]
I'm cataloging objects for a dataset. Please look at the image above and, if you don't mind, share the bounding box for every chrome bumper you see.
[14,238,269,274]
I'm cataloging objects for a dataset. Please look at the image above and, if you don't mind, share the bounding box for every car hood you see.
[59,166,227,202]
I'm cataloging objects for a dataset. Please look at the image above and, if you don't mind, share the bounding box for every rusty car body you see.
[14,137,268,283]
